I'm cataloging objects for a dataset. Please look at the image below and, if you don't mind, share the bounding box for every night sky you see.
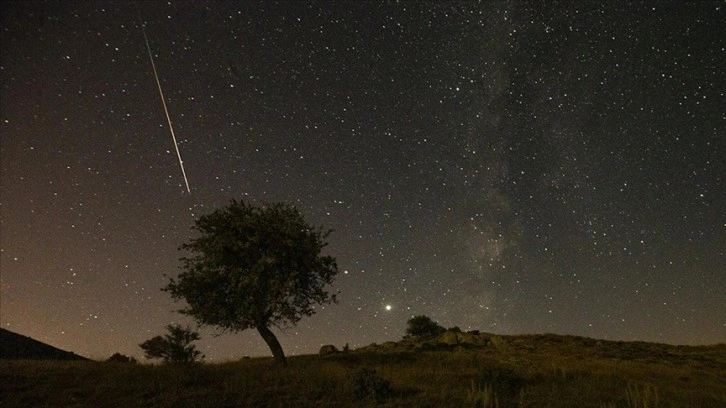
[1,1,724,361]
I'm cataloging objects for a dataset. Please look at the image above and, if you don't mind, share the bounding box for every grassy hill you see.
[0,328,89,361]
[1,331,725,407]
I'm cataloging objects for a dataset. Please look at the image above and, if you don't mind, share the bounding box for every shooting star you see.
[137,8,191,193]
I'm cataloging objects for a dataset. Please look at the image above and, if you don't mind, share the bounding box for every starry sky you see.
[1,1,724,361]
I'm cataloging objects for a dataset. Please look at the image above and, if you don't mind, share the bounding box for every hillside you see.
[359,330,726,365]
[0,328,89,361]
[1,330,725,407]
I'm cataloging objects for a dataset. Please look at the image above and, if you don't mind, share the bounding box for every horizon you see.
[2,321,724,364]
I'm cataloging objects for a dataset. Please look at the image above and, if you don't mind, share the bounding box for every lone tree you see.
[139,324,204,364]
[164,200,339,366]
[107,353,137,364]
[405,315,445,339]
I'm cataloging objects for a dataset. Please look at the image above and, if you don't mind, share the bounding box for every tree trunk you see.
[257,325,287,366]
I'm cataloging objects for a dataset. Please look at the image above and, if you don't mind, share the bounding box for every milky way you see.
[1,1,724,361]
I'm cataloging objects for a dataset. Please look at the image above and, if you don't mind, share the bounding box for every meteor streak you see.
[137,9,191,193]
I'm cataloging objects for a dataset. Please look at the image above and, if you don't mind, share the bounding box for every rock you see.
[438,330,482,346]
[439,331,460,345]
[319,344,340,357]
[458,332,479,345]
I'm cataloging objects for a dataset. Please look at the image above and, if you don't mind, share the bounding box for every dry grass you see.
[2,334,725,407]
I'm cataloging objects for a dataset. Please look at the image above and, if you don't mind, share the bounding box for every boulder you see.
[439,331,460,345]
[319,344,340,357]
[438,330,480,346]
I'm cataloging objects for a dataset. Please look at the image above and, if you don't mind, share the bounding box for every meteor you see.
[137,8,191,193]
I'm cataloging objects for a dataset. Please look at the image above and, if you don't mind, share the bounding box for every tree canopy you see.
[139,324,203,364]
[164,200,339,365]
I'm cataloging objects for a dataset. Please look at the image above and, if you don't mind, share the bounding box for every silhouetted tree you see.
[164,200,339,366]
[405,315,445,339]
[107,352,137,364]
[139,324,203,364]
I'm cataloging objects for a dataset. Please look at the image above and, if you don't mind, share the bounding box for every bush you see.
[139,324,204,364]
[107,353,137,363]
[348,367,392,403]
[405,315,446,339]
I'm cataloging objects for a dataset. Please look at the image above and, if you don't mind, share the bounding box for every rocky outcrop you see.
[438,331,492,347]
[319,344,340,356]
[355,330,498,353]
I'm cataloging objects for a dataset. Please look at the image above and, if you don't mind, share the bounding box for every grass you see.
[2,333,725,407]
[467,380,498,408]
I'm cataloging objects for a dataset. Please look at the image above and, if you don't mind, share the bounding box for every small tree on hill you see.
[107,352,137,364]
[139,324,204,364]
[164,199,339,366]
[405,315,445,339]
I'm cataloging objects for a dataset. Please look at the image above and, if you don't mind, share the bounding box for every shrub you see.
[106,353,137,364]
[139,324,204,364]
[348,367,392,403]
